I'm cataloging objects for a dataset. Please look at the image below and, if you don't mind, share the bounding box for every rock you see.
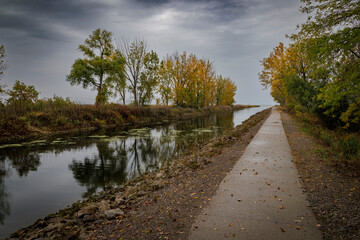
[152,180,165,190]
[97,200,110,212]
[82,214,94,222]
[43,223,62,233]
[104,209,124,219]
[78,228,89,240]
[77,203,97,218]
[114,196,125,205]
[95,211,106,219]
[156,172,165,179]
[34,218,47,228]
[47,217,65,224]
[136,190,147,197]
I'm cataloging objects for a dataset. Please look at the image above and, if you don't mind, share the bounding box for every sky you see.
[0,0,307,105]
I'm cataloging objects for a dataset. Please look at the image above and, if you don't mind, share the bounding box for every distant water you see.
[0,106,270,238]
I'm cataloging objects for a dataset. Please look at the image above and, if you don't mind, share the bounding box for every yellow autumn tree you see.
[157,51,237,107]
[259,42,289,105]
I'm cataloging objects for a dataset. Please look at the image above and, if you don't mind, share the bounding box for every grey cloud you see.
[0,0,108,41]
[0,0,305,105]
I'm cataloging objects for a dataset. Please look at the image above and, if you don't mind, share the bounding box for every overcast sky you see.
[0,0,307,105]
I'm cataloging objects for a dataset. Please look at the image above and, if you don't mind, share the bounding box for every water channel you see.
[0,106,270,237]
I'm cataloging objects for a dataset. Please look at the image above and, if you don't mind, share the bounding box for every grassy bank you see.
[285,108,360,170]
[0,104,258,144]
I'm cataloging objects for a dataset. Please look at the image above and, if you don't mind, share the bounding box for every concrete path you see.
[189,107,322,240]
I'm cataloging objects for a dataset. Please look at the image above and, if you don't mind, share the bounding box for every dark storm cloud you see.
[0,0,107,41]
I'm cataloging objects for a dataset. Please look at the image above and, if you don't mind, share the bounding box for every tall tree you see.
[158,58,174,105]
[0,45,6,81]
[109,50,127,105]
[298,0,360,128]
[119,39,156,106]
[66,28,125,105]
[0,45,7,102]
[138,50,159,105]
[259,42,289,105]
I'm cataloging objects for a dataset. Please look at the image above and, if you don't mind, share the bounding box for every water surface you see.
[0,106,269,237]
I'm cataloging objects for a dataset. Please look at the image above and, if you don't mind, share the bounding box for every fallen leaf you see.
[296,226,302,230]
[279,206,284,209]
[229,223,233,226]
[214,228,218,231]
[280,228,286,232]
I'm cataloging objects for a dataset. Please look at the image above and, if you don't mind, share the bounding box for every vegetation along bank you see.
[0,104,257,144]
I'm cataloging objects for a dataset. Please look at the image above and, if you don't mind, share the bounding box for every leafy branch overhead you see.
[260,0,360,130]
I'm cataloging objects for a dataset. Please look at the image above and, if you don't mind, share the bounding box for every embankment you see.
[0,104,257,144]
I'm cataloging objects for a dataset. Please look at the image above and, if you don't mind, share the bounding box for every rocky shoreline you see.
[9,108,271,240]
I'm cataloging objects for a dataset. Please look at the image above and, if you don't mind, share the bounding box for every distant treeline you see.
[0,29,236,112]
[260,0,359,131]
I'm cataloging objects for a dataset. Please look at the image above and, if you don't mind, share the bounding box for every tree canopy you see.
[66,28,125,105]
[157,52,236,108]
[260,0,360,130]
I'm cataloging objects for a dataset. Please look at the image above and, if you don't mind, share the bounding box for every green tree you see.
[138,50,159,105]
[298,0,360,128]
[158,58,174,105]
[66,28,125,105]
[0,45,6,80]
[7,80,39,111]
[108,50,127,105]
[0,45,7,103]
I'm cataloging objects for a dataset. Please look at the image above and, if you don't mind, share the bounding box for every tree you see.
[260,0,360,129]
[0,45,7,103]
[157,51,235,107]
[109,51,127,105]
[0,45,6,80]
[158,58,174,105]
[297,0,360,128]
[119,39,157,106]
[138,50,159,105]
[259,42,289,105]
[66,28,125,105]
[7,80,39,107]
[215,75,236,106]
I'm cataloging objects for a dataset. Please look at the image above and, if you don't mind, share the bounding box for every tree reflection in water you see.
[0,160,10,225]
[0,149,42,225]
[69,141,128,198]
